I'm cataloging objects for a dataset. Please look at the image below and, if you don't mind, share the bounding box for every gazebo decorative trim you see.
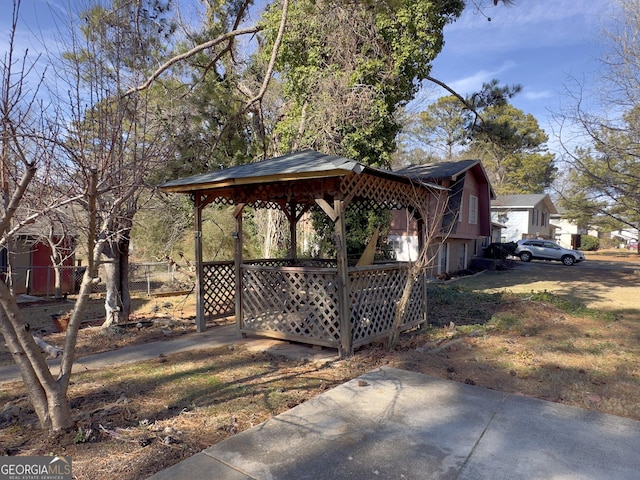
[159,150,446,356]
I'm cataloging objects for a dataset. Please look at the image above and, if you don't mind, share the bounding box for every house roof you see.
[10,204,80,238]
[160,150,444,193]
[395,159,479,180]
[492,194,558,214]
[395,159,496,199]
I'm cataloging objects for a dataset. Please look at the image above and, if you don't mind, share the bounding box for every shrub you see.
[484,242,517,259]
[579,234,599,251]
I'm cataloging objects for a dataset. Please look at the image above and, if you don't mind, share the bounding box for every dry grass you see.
[0,251,639,479]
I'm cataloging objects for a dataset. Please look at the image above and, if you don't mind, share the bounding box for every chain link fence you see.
[7,262,195,297]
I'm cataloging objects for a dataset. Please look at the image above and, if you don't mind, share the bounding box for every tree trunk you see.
[53,264,63,299]
[102,242,121,328]
[0,285,74,431]
[388,266,417,350]
[101,236,131,328]
[119,236,131,320]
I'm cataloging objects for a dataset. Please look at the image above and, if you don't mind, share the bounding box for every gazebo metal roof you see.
[160,149,444,194]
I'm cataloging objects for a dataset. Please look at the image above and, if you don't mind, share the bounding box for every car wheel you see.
[519,251,532,262]
[561,255,575,266]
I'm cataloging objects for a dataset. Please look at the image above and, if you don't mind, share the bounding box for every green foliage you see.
[522,291,616,322]
[311,208,391,260]
[578,234,599,251]
[73,427,92,444]
[259,0,464,166]
[69,0,175,82]
[258,0,464,254]
[405,95,472,160]
[130,196,192,261]
[131,200,261,262]
[487,313,521,331]
[466,103,557,194]
[560,107,640,233]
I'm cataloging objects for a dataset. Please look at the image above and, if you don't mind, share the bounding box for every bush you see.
[484,242,517,259]
[579,234,599,251]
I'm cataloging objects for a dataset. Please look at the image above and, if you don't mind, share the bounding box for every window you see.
[439,243,449,274]
[458,196,463,222]
[469,195,478,225]
[458,243,467,269]
[532,209,539,226]
[541,211,547,227]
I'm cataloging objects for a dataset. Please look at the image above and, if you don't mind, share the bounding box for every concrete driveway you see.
[148,367,640,480]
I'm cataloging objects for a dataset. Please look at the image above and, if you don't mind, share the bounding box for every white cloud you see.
[523,90,553,101]
[448,60,516,94]
[445,0,613,55]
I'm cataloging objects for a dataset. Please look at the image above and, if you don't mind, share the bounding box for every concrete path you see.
[148,367,640,480]
[0,325,338,384]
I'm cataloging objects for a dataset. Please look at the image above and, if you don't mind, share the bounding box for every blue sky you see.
[417,0,614,150]
[4,0,614,154]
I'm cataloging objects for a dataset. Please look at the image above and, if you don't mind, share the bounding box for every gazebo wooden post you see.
[418,216,428,325]
[289,200,297,261]
[334,198,352,356]
[233,203,245,337]
[193,194,206,332]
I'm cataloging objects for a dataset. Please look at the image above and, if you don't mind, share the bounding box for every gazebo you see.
[159,150,446,356]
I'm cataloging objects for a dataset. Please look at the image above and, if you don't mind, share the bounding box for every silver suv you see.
[515,239,585,266]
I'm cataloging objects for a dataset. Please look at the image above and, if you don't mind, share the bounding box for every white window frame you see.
[469,195,478,225]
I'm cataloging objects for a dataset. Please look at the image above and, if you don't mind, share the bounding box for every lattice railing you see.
[241,265,341,348]
[202,261,235,320]
[245,258,338,268]
[201,259,426,352]
[349,264,425,348]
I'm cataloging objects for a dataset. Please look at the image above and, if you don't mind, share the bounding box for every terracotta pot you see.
[53,316,70,333]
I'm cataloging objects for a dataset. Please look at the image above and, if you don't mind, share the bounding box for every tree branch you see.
[123,26,263,97]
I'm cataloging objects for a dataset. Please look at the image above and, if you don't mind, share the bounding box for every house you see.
[390,159,495,274]
[551,208,593,249]
[490,194,557,243]
[609,228,638,248]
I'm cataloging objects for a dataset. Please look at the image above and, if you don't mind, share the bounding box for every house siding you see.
[389,161,493,273]
[491,198,556,242]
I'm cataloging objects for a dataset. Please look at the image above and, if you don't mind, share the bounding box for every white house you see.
[610,228,638,248]
[550,208,594,249]
[491,194,557,243]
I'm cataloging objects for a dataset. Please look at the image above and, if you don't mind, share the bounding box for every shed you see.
[160,150,447,356]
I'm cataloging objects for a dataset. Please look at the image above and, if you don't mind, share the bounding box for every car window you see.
[543,242,560,249]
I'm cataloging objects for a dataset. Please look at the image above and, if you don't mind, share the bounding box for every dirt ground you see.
[1,250,639,479]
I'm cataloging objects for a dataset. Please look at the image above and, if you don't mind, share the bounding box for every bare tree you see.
[388,181,455,349]
[555,0,640,246]
[0,0,95,431]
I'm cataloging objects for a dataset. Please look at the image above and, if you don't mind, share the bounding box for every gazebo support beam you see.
[193,194,205,332]
[334,198,352,356]
[233,203,245,337]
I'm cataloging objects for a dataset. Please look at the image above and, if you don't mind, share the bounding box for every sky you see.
[2,0,616,155]
[416,0,615,152]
